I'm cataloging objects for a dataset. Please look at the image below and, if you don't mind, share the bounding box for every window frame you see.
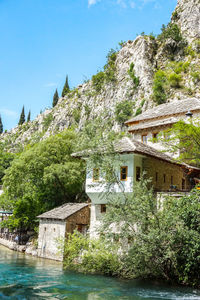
[100,204,106,213]
[120,166,128,181]
[141,134,148,144]
[92,168,100,182]
[136,166,141,182]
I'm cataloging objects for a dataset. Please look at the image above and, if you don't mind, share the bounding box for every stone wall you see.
[143,156,190,192]
[38,219,66,261]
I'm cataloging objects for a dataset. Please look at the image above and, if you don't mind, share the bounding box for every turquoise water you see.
[0,245,200,300]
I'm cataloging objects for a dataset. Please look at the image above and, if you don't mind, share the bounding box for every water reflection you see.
[0,245,199,299]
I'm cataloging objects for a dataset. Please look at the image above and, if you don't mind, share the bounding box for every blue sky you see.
[0,0,177,130]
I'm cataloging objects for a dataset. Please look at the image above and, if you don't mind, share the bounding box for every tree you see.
[0,129,86,230]
[0,115,3,134]
[62,76,70,97]
[159,119,200,167]
[18,106,25,125]
[52,89,59,107]
[27,110,31,122]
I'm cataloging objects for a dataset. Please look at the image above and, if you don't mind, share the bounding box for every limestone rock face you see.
[2,0,200,150]
[175,0,200,43]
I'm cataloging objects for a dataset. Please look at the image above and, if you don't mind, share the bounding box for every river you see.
[0,245,200,299]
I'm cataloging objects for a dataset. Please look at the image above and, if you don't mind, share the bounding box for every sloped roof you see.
[125,98,200,124]
[37,203,89,220]
[72,137,200,171]
[128,117,179,132]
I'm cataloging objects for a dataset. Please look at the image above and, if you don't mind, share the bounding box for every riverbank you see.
[0,237,38,256]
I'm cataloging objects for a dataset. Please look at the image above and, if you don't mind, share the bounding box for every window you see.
[152,132,158,143]
[100,204,106,213]
[76,224,84,233]
[163,174,166,183]
[156,172,158,182]
[136,166,141,181]
[120,166,128,181]
[182,178,186,190]
[141,135,147,144]
[93,168,99,182]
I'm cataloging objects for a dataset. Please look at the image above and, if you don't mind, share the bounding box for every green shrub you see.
[115,100,134,123]
[104,48,117,83]
[128,63,139,89]
[158,23,183,43]
[62,231,120,276]
[72,109,81,123]
[92,71,106,92]
[42,113,54,131]
[153,70,167,104]
[191,71,200,83]
[135,107,142,116]
[168,73,182,88]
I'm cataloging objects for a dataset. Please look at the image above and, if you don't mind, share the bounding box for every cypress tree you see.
[62,75,70,97]
[18,106,25,125]
[52,89,59,107]
[0,115,3,134]
[27,110,31,122]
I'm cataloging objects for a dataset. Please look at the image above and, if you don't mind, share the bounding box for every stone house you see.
[125,98,200,156]
[37,203,90,261]
[74,136,200,238]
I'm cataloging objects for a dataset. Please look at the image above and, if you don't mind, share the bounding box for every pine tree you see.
[62,75,70,97]
[18,106,25,125]
[52,89,59,107]
[0,115,3,134]
[27,110,31,122]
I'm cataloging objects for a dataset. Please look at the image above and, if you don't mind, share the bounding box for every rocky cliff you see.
[1,0,200,151]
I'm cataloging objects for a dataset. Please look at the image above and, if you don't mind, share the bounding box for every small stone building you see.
[37,203,90,261]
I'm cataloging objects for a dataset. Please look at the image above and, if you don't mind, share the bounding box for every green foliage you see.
[100,175,200,286]
[0,130,85,230]
[92,49,117,92]
[27,110,31,122]
[92,71,106,92]
[118,40,126,48]
[158,23,183,43]
[115,100,134,123]
[0,145,15,184]
[18,106,25,125]
[72,108,81,123]
[128,63,139,89]
[168,73,182,88]
[185,46,196,58]
[0,115,3,134]
[191,71,200,83]
[152,70,167,104]
[42,113,54,131]
[52,89,59,107]
[160,120,200,167]
[135,107,142,116]
[62,75,70,97]
[62,231,120,276]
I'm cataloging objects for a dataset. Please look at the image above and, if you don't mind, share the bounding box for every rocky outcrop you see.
[1,0,200,150]
[175,0,200,43]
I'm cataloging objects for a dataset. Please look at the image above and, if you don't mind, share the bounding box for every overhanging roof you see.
[125,98,200,124]
[37,203,89,220]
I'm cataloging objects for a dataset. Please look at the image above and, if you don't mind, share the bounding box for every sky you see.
[0,0,177,130]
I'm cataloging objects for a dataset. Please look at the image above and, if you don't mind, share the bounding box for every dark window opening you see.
[182,178,186,190]
[156,172,158,182]
[136,166,141,181]
[163,174,166,183]
[101,204,106,213]
[120,166,128,181]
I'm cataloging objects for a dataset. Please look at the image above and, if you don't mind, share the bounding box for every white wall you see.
[38,219,66,261]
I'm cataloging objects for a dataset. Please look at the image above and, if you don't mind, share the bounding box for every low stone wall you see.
[0,237,38,256]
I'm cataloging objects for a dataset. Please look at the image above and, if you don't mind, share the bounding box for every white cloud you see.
[0,108,18,117]
[88,0,100,7]
[117,0,127,8]
[129,1,135,8]
[43,82,57,88]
